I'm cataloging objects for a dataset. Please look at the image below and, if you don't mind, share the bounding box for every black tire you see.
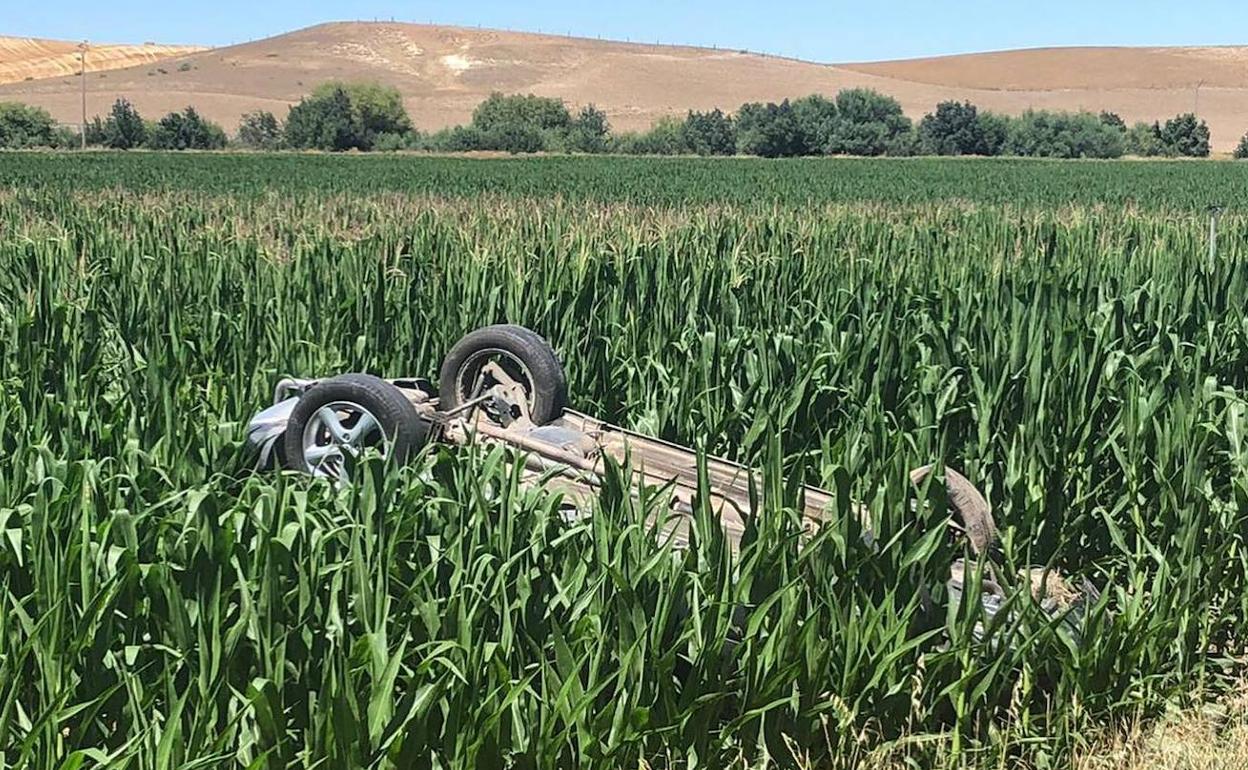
[438,325,567,426]
[909,465,997,555]
[284,374,427,476]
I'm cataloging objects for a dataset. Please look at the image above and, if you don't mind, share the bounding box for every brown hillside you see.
[843,46,1248,91]
[0,37,206,84]
[3,23,1248,151]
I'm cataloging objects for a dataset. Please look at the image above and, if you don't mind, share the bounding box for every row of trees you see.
[274,85,610,153]
[0,99,228,151]
[81,101,228,151]
[0,85,1232,159]
[247,86,1216,159]
[187,87,1227,160]
[625,98,1212,159]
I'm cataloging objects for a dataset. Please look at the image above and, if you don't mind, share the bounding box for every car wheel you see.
[438,325,568,426]
[284,374,427,479]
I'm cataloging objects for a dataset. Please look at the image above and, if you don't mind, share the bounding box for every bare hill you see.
[0,36,205,84]
[3,23,1247,151]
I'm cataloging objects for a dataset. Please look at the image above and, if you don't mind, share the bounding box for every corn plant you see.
[1,158,1247,768]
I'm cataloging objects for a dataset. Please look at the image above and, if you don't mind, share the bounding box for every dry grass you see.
[0,36,204,85]
[779,686,1248,769]
[1073,688,1248,770]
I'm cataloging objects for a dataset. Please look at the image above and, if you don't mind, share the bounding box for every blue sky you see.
[8,1,1246,61]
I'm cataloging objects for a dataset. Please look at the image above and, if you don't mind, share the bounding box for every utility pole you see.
[79,41,88,149]
[1194,79,1205,116]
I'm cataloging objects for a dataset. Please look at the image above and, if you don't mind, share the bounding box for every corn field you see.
[2,154,1248,768]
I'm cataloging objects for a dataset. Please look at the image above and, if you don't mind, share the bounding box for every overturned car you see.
[246,324,1095,631]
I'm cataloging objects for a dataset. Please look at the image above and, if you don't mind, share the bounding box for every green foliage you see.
[3,160,1248,766]
[883,128,922,157]
[825,89,912,156]
[285,86,364,151]
[791,94,839,154]
[467,92,574,152]
[100,98,147,150]
[237,110,283,150]
[680,109,736,156]
[1234,132,1248,160]
[611,117,687,155]
[146,106,227,150]
[563,104,610,154]
[918,101,1008,156]
[1004,110,1125,159]
[1125,121,1165,157]
[83,116,108,146]
[311,80,413,146]
[733,90,911,157]
[48,125,80,149]
[978,113,1011,154]
[0,102,58,148]
[70,87,1226,162]
[425,125,489,153]
[284,82,414,152]
[1160,113,1211,158]
[736,99,803,157]
[1100,111,1127,131]
[483,121,547,154]
[372,130,422,152]
[462,95,610,155]
[7,154,1248,209]
[473,92,572,134]
[1124,115,1211,159]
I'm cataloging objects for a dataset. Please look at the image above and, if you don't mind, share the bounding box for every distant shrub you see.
[1159,113,1210,158]
[918,101,1009,156]
[312,81,412,147]
[483,122,546,154]
[49,125,80,149]
[1125,121,1165,157]
[468,93,584,153]
[825,89,912,156]
[83,116,107,146]
[372,130,421,152]
[791,95,838,155]
[562,105,610,154]
[1235,132,1248,160]
[146,107,227,150]
[884,128,922,157]
[473,93,571,134]
[611,118,687,155]
[735,100,803,157]
[681,109,736,156]
[285,87,364,151]
[101,98,147,150]
[425,125,488,153]
[1004,111,1124,159]
[285,82,413,152]
[0,102,59,148]
[237,110,283,150]
[1100,111,1127,131]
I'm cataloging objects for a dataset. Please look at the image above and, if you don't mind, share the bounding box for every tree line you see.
[0,82,1237,159]
[0,100,227,151]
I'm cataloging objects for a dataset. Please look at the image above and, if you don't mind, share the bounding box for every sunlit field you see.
[2,154,1247,768]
